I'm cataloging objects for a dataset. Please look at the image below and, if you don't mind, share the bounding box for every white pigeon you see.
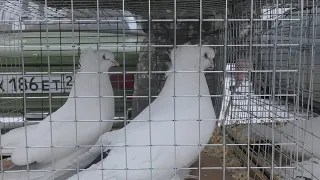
[249,116,320,160]
[0,47,119,179]
[67,46,217,180]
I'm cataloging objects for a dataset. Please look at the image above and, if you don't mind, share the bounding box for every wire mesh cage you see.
[222,2,320,180]
[0,0,320,180]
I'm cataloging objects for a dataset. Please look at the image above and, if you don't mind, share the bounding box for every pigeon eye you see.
[204,53,208,59]
[102,55,109,60]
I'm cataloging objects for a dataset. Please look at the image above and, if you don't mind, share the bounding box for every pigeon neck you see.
[168,64,202,71]
[67,71,111,97]
[162,70,209,95]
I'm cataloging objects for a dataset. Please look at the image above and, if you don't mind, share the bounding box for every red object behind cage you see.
[110,74,135,89]
[110,74,134,100]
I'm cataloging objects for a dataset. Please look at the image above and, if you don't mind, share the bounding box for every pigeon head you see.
[170,46,215,71]
[79,48,120,72]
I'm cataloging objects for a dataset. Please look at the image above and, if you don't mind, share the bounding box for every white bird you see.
[0,47,119,179]
[276,157,320,180]
[248,116,320,160]
[67,46,217,180]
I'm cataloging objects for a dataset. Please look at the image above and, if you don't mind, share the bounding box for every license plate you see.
[0,74,74,94]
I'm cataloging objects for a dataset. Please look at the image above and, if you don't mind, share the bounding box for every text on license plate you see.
[0,74,73,94]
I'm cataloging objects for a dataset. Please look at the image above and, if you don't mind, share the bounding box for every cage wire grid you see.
[0,0,319,180]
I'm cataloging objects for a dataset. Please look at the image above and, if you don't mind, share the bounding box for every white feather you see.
[276,157,320,179]
[1,124,38,155]
[248,116,320,159]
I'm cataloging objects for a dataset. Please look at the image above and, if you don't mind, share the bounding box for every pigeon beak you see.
[111,60,120,67]
[210,60,215,69]
[206,61,215,70]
